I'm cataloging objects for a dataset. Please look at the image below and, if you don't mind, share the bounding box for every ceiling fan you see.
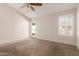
[20,3,42,11]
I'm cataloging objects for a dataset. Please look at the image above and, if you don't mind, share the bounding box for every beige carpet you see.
[0,38,79,56]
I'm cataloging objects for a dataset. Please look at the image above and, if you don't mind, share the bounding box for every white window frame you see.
[58,14,74,36]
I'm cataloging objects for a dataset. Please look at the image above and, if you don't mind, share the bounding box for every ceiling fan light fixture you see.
[20,3,42,11]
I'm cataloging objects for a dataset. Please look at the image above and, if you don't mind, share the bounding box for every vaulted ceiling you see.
[7,3,77,19]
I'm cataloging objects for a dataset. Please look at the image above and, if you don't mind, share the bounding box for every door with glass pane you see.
[58,14,76,44]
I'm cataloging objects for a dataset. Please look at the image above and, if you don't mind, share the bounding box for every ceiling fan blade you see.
[30,3,42,6]
[30,6,35,11]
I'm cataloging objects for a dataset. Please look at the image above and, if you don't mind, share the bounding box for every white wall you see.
[0,4,29,44]
[76,5,79,49]
[32,8,76,45]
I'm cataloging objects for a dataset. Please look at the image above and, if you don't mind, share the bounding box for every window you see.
[58,14,74,36]
[31,23,36,36]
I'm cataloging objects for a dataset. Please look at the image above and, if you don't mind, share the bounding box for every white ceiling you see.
[7,3,77,19]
